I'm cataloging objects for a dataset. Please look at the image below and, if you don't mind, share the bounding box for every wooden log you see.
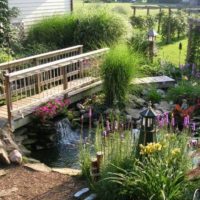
[62,66,68,90]
[91,158,99,182]
[96,151,103,168]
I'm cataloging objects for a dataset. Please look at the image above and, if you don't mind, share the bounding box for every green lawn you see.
[157,37,188,65]
[74,1,188,65]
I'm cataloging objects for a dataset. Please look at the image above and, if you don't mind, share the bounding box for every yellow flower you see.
[171,148,181,156]
[139,142,163,155]
[182,76,188,80]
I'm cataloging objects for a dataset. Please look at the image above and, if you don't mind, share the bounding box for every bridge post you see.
[34,58,41,94]
[79,47,84,78]
[62,66,68,90]
[4,73,12,127]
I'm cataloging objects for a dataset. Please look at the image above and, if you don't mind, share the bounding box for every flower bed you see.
[33,98,70,122]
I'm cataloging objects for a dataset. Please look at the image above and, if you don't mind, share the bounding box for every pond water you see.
[31,118,91,168]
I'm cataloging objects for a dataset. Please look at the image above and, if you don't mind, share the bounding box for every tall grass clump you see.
[74,9,125,50]
[27,14,77,48]
[26,9,126,51]
[101,44,140,108]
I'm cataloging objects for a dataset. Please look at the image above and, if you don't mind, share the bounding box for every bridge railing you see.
[0,45,83,100]
[4,48,109,124]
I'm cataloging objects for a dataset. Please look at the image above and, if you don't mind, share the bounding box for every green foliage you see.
[97,133,191,200]
[160,11,187,42]
[188,25,200,67]
[128,31,149,54]
[130,15,157,31]
[0,48,12,63]
[27,15,77,48]
[27,10,125,51]
[145,87,162,103]
[167,81,200,104]
[101,44,140,108]
[74,10,125,50]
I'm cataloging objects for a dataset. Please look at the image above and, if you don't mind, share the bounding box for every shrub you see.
[128,31,149,54]
[0,48,12,63]
[74,10,125,50]
[27,15,77,48]
[167,81,200,104]
[145,87,162,103]
[101,44,139,108]
[27,10,126,51]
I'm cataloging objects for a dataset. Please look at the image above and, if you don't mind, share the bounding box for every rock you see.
[74,188,90,199]
[104,108,120,115]
[52,168,81,176]
[0,148,10,165]
[157,89,166,98]
[19,145,31,155]
[0,169,7,177]
[84,194,97,200]
[126,115,132,121]
[125,108,141,120]
[77,103,85,110]
[155,101,172,112]
[0,187,18,198]
[0,139,4,148]
[9,149,22,164]
[14,135,28,143]
[129,95,145,108]
[22,138,37,145]
[23,157,41,164]
[14,127,28,136]
[24,163,52,173]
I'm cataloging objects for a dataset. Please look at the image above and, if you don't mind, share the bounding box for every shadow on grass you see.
[157,35,187,47]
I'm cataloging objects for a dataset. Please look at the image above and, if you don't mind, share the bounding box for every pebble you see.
[84,193,97,200]
[74,188,90,199]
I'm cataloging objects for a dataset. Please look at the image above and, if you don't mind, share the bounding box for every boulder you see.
[0,148,10,165]
[155,101,172,112]
[9,150,22,164]
[125,108,141,120]
[77,103,85,110]
[24,163,52,173]
[129,95,145,108]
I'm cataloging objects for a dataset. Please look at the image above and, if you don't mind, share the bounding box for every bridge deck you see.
[0,75,175,128]
[0,77,97,121]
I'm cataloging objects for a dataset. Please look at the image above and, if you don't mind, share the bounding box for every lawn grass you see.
[157,36,188,66]
[74,1,188,65]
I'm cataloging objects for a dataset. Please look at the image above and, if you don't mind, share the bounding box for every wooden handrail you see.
[7,48,109,81]
[0,45,83,71]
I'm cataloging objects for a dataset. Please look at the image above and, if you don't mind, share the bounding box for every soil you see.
[0,166,85,200]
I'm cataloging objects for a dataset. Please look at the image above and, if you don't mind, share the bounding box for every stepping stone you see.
[52,168,81,176]
[24,163,52,173]
[84,193,97,200]
[0,187,18,197]
[74,188,90,199]
[0,169,7,177]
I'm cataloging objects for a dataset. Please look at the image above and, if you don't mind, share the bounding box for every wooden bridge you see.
[0,45,175,130]
[0,45,108,130]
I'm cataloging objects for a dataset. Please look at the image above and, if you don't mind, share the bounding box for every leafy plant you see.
[74,9,125,50]
[128,31,149,54]
[145,87,162,103]
[96,132,191,200]
[166,81,200,104]
[27,14,77,48]
[101,44,140,108]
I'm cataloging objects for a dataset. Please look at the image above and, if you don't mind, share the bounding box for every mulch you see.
[0,166,85,200]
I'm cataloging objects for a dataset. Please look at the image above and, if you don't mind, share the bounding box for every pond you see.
[31,118,93,168]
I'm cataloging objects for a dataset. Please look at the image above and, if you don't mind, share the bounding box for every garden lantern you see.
[139,101,157,145]
[147,29,158,62]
